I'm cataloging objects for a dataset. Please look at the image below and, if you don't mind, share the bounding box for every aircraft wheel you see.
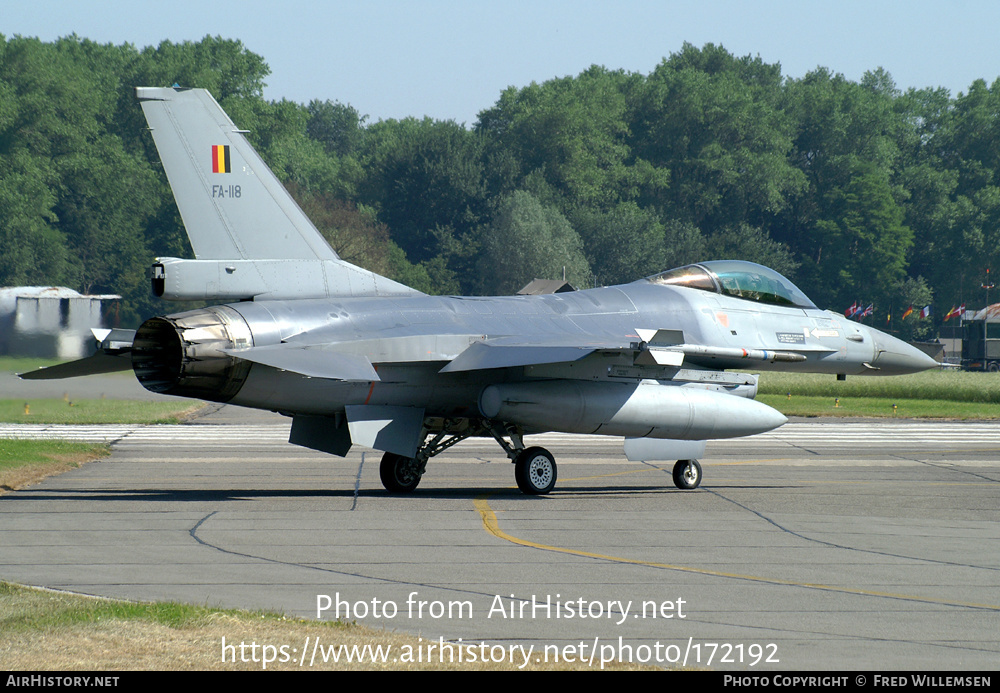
[672,459,702,490]
[514,447,557,495]
[380,452,421,493]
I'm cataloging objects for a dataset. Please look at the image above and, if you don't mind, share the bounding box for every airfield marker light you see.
[23,403,29,415]
[834,398,840,408]
[787,392,791,399]
[893,404,897,416]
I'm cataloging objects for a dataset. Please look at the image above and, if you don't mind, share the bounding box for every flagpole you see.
[983,270,994,369]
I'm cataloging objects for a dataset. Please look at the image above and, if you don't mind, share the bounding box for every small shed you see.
[971,304,1000,321]
[0,287,121,358]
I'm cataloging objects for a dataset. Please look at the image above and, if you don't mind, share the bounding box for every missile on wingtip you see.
[479,380,787,440]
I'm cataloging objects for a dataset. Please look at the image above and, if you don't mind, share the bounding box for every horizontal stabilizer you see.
[19,328,136,380]
[224,344,379,381]
[19,352,133,380]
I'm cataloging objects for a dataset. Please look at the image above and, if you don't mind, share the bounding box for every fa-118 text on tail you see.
[23,87,939,494]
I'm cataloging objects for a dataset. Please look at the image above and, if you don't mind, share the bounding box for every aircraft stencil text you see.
[211,184,241,198]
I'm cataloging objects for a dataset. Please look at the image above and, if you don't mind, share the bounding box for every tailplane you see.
[136,87,418,299]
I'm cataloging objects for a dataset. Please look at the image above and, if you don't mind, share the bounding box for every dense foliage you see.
[2,36,997,335]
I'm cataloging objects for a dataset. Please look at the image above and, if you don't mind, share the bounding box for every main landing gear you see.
[486,424,557,495]
[513,446,557,495]
[376,420,558,495]
[376,420,700,494]
[379,453,423,493]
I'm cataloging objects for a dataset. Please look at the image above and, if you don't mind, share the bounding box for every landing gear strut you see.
[485,423,556,495]
[379,419,481,494]
[377,419,560,495]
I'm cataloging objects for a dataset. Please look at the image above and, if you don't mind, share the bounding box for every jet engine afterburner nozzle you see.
[131,305,253,402]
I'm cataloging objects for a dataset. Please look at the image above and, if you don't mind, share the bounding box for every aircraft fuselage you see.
[131,279,917,424]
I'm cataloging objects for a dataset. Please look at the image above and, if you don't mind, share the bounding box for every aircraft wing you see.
[440,328,812,374]
[222,344,380,381]
[439,340,620,373]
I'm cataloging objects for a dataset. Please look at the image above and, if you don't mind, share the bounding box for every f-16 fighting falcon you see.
[22,87,939,495]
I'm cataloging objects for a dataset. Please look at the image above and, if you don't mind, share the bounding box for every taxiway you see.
[1,409,997,669]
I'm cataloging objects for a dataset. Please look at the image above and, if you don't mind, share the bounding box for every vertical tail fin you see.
[136,86,419,299]
[137,86,336,261]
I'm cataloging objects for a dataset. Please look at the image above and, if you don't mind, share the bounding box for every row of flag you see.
[900,305,931,320]
[844,303,966,321]
[844,302,873,319]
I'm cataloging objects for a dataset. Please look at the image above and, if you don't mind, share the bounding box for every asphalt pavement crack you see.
[703,486,999,573]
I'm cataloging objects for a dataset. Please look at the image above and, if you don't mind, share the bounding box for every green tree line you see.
[2,36,998,338]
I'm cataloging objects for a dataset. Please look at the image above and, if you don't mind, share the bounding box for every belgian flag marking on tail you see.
[212,145,231,173]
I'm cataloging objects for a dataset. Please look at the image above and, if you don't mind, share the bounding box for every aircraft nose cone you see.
[871,331,939,375]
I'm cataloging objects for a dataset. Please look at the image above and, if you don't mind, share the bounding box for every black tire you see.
[672,459,702,490]
[514,447,557,495]
[988,362,1000,373]
[380,452,421,493]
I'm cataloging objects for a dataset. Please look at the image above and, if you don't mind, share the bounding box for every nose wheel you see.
[672,459,702,489]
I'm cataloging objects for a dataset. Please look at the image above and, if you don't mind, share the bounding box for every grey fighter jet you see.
[22,87,939,495]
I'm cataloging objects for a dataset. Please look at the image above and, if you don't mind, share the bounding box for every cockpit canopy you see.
[645,261,816,309]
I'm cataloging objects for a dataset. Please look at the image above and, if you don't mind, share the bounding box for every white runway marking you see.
[3,421,1000,449]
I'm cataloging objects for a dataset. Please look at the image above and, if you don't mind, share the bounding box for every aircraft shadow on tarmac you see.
[7,480,801,503]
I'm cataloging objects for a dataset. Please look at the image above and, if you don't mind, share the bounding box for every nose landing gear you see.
[672,459,702,489]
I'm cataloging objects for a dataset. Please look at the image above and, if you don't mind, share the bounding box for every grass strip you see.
[0,439,111,493]
[757,369,1000,403]
[0,399,204,424]
[0,357,63,373]
[0,582,643,670]
[759,394,1000,419]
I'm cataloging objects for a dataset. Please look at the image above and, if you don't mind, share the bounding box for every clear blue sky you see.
[7,1,1000,125]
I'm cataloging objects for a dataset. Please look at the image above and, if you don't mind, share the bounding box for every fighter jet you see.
[22,87,939,495]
